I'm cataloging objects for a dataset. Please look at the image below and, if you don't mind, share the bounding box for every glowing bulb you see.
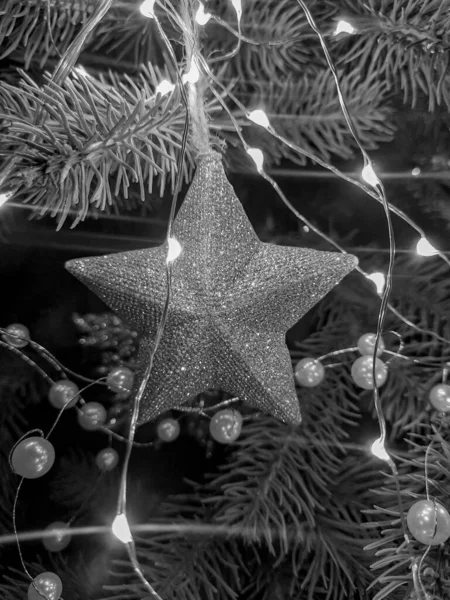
[74,65,90,78]
[167,237,182,262]
[371,438,389,461]
[182,61,200,84]
[112,514,132,543]
[411,167,421,177]
[195,2,211,25]
[247,148,264,172]
[334,19,355,35]
[156,80,175,96]
[248,110,270,129]
[140,0,155,18]
[0,192,12,207]
[416,237,438,257]
[366,272,385,295]
[231,0,242,19]
[361,164,379,187]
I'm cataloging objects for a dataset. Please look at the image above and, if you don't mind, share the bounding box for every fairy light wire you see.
[110,3,191,597]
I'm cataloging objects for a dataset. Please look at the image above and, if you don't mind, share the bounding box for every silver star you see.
[66,154,357,425]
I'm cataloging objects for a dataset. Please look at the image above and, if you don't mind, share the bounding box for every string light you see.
[0,192,12,207]
[140,0,155,18]
[371,437,389,461]
[361,163,380,187]
[333,20,355,35]
[112,513,132,544]
[246,148,264,173]
[156,80,175,96]
[366,272,386,295]
[74,65,90,78]
[231,0,242,20]
[416,237,439,257]
[195,2,211,25]
[182,61,200,84]
[166,237,182,263]
[411,167,421,177]
[248,109,270,129]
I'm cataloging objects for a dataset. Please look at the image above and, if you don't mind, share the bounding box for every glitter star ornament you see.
[66,154,357,425]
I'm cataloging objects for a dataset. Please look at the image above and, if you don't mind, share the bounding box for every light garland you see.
[246,147,264,172]
[333,19,356,36]
[112,513,133,544]
[166,237,182,263]
[0,192,11,208]
[195,2,211,25]
[371,437,389,461]
[366,272,386,295]
[140,0,155,19]
[155,79,175,96]
[416,237,439,257]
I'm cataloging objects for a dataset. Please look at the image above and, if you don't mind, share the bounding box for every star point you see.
[66,154,357,425]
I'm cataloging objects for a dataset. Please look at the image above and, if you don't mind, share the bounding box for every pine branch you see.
[0,66,194,228]
[336,0,450,110]
[230,68,395,167]
[103,498,245,600]
[365,428,450,600]
[0,0,93,71]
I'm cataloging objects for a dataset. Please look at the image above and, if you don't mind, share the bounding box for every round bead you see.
[48,380,79,409]
[294,358,325,387]
[43,522,71,552]
[157,418,180,442]
[77,402,107,431]
[2,323,30,348]
[429,384,450,412]
[11,437,55,479]
[357,333,385,357]
[95,447,119,471]
[209,409,243,444]
[28,572,62,600]
[407,499,450,546]
[106,367,134,395]
[351,356,388,390]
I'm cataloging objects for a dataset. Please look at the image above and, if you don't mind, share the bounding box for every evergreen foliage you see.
[1,1,450,599]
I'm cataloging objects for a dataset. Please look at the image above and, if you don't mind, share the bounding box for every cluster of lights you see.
[140,0,155,18]
[195,2,211,25]
[155,79,175,96]
[166,237,182,263]
[0,192,12,208]
[182,60,200,85]
[333,19,356,36]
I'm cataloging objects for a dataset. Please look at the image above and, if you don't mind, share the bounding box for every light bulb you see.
[248,110,270,129]
[74,65,90,78]
[156,80,175,96]
[167,237,182,263]
[231,0,242,19]
[371,438,389,461]
[112,514,132,543]
[195,2,211,25]
[247,148,264,172]
[140,0,155,18]
[0,192,12,207]
[366,272,385,295]
[361,164,379,187]
[334,20,355,35]
[416,237,438,257]
[182,61,200,84]
[411,167,421,177]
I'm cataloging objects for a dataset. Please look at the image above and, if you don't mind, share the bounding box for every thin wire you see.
[0,340,54,385]
[110,4,191,598]
[194,54,450,347]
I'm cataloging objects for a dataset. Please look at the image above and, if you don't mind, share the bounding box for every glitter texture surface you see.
[66,154,357,425]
